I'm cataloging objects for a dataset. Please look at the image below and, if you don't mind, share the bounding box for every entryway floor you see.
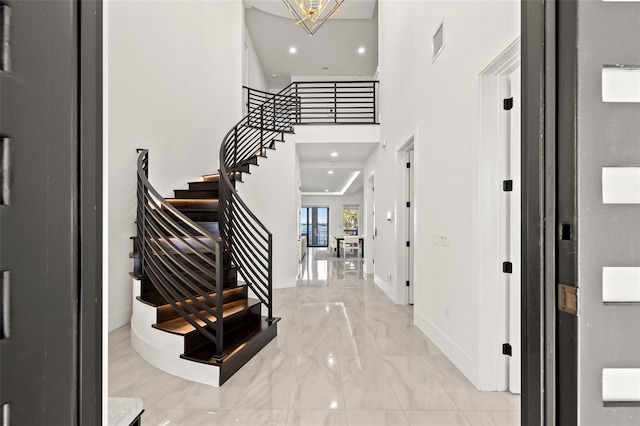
[109,248,520,425]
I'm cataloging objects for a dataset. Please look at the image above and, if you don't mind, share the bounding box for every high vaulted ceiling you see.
[244,1,379,195]
[244,1,378,89]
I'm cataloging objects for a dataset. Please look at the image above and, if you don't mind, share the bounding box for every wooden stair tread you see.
[155,286,247,322]
[202,172,242,182]
[154,298,261,335]
[165,199,219,210]
[174,189,219,199]
[150,236,219,254]
[182,316,279,364]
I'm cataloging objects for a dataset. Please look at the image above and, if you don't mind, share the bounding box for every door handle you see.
[1,270,10,339]
[0,4,10,73]
[1,137,10,205]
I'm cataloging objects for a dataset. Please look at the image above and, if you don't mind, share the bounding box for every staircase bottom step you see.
[181,316,280,385]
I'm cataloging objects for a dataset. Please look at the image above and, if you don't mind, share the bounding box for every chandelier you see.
[282,0,344,36]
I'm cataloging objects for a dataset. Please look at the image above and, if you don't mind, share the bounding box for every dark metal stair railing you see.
[133,80,379,364]
[136,149,228,361]
[218,89,298,322]
[220,81,379,321]
[245,80,379,125]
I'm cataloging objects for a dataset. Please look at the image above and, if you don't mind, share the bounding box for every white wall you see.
[107,0,244,331]
[301,193,365,240]
[371,0,520,389]
[237,137,300,288]
[244,23,268,91]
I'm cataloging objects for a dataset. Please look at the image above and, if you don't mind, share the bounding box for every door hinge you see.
[406,201,411,208]
[406,280,410,287]
[406,241,410,247]
[406,162,411,168]
[502,343,512,356]
[503,179,513,192]
[503,97,513,110]
[558,284,578,316]
[502,262,513,274]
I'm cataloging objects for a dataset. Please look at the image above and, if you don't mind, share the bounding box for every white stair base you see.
[130,278,220,387]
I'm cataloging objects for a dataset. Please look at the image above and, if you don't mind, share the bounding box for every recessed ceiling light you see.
[289,46,297,54]
[272,74,276,78]
[330,152,338,157]
[325,189,329,192]
[358,47,366,54]
[328,170,334,175]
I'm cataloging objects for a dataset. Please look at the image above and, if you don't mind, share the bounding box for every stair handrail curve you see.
[136,149,229,360]
[218,88,298,322]
[218,80,379,322]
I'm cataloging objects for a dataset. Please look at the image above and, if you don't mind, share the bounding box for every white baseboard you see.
[130,297,220,386]
[414,310,478,388]
[374,274,396,302]
[109,307,132,332]
[273,276,298,289]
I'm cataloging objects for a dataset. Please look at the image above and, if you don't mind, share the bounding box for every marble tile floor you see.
[109,248,521,426]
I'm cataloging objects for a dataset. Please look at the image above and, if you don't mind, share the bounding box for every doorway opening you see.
[397,136,415,305]
[364,173,376,276]
[300,206,329,247]
[477,38,521,392]
[406,148,415,305]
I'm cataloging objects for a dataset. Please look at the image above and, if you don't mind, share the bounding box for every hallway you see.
[109,249,520,425]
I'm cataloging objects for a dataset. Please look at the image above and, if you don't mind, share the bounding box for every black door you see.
[0,1,101,424]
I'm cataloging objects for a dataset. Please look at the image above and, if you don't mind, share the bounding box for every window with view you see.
[300,207,329,247]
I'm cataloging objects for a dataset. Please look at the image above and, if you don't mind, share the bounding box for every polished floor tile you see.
[405,410,471,426]
[346,410,409,426]
[288,356,345,410]
[109,248,520,425]
[285,410,348,426]
[339,356,402,410]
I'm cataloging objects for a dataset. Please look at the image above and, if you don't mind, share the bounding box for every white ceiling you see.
[244,1,379,196]
[244,2,378,89]
[297,142,377,195]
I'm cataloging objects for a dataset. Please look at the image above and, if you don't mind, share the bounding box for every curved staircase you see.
[130,81,378,386]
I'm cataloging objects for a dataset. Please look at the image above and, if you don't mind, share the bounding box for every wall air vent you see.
[432,21,445,63]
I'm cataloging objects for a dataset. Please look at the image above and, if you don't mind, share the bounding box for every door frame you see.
[395,135,415,305]
[521,0,555,423]
[476,38,520,391]
[364,172,375,275]
[79,1,103,424]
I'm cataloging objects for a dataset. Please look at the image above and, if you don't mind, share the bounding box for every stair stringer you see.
[130,277,221,387]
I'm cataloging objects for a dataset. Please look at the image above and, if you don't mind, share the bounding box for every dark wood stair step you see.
[181,317,279,385]
[149,235,219,255]
[188,181,219,191]
[194,221,220,236]
[152,298,262,336]
[155,286,248,323]
[137,267,238,306]
[165,199,219,210]
[239,156,259,166]
[174,189,219,199]
[202,172,242,183]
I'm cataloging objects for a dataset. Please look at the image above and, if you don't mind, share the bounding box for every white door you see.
[407,150,415,304]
